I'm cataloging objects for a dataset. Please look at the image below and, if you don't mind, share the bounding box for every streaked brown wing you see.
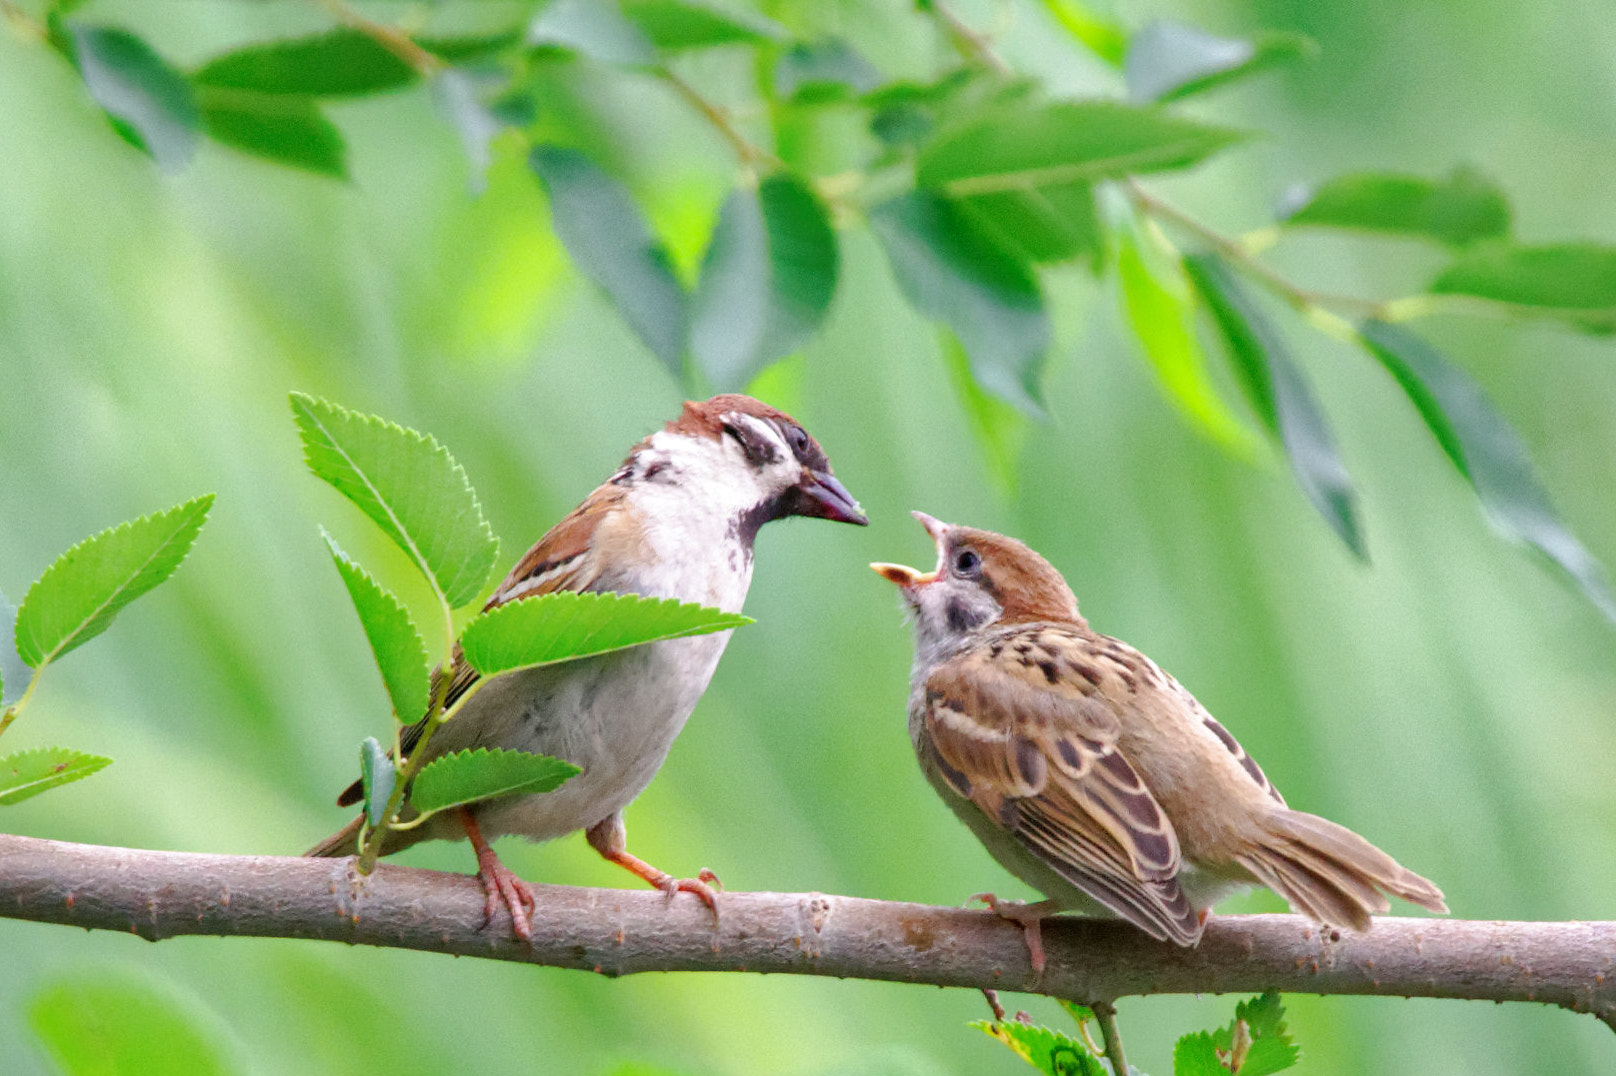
[922,626,1200,944]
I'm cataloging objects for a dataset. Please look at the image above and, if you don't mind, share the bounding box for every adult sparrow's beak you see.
[789,469,868,526]
[870,510,949,588]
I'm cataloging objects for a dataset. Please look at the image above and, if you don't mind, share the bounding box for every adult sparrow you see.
[308,394,866,938]
[873,513,1445,968]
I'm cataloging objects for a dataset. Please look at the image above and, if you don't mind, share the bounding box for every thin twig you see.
[311,0,440,76]
[1091,1000,1129,1075]
[0,0,44,40]
[659,68,784,172]
[927,0,1011,74]
[1124,179,1385,318]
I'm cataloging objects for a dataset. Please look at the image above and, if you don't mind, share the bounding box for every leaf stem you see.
[1124,179,1386,319]
[0,665,47,743]
[1125,179,1596,331]
[926,0,1011,74]
[310,0,441,76]
[355,667,486,873]
[658,68,783,172]
[1091,1000,1129,1076]
[0,0,44,40]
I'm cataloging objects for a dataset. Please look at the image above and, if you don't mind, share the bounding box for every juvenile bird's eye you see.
[954,549,982,577]
[785,424,809,454]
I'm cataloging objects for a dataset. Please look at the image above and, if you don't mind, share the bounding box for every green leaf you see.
[1429,243,1616,330]
[435,70,504,192]
[957,180,1102,267]
[527,0,657,66]
[1232,992,1287,1042]
[289,394,500,610]
[941,332,1028,495]
[0,748,112,806]
[359,736,395,827]
[418,29,525,65]
[460,592,753,677]
[870,191,1049,414]
[1233,1039,1299,1076]
[1172,1030,1225,1076]
[1116,228,1260,455]
[411,747,579,815]
[775,39,883,102]
[199,92,347,178]
[191,29,416,97]
[1126,22,1315,103]
[691,175,839,390]
[866,71,1044,156]
[531,145,689,374]
[68,24,199,171]
[918,101,1243,196]
[0,587,28,707]
[15,495,213,668]
[1285,168,1510,247]
[1360,321,1616,624]
[1034,0,1129,67]
[1209,993,1299,1075]
[29,973,239,1076]
[324,532,430,722]
[972,1020,1105,1076]
[620,0,786,49]
[1058,1001,1097,1027]
[1187,254,1363,557]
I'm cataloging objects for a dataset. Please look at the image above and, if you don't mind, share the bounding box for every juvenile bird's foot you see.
[969,893,1062,980]
[459,808,536,941]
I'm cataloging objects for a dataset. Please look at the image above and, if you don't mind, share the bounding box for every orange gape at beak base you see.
[870,562,936,588]
[872,510,951,588]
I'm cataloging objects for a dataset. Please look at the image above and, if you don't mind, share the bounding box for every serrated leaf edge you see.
[289,392,498,609]
[15,495,215,668]
[322,529,431,720]
[460,591,754,677]
[410,746,580,815]
[0,747,113,805]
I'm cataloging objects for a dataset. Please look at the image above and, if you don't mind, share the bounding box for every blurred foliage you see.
[3,0,1616,1074]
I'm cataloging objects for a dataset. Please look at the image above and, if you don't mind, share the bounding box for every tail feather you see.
[1238,810,1447,932]
[304,815,363,858]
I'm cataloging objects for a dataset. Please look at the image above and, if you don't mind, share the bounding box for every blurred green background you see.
[4,0,1616,1073]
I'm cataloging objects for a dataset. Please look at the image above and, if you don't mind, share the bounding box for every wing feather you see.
[921,624,1200,944]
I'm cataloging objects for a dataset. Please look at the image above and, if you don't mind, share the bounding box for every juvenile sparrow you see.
[873,513,1445,968]
[308,395,866,938]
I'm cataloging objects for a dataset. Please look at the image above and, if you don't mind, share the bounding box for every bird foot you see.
[969,893,1060,980]
[460,807,536,941]
[604,848,722,926]
[475,847,538,941]
[652,868,723,922]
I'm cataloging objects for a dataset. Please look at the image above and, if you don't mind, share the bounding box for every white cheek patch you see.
[723,412,791,468]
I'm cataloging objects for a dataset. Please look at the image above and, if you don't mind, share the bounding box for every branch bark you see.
[3,835,1613,1031]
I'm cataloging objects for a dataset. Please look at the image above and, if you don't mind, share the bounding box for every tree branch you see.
[3,835,1613,1032]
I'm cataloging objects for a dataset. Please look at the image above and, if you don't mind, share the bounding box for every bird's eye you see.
[785,424,809,455]
[953,549,982,577]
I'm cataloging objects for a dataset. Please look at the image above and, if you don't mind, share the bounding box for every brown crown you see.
[948,526,1083,625]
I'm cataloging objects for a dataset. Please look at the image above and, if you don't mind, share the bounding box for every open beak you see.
[793,469,868,526]
[870,510,950,589]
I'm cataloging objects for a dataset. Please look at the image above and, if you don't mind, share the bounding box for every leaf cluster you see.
[0,496,213,805]
[291,394,749,864]
[19,0,1613,622]
[981,991,1298,1076]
